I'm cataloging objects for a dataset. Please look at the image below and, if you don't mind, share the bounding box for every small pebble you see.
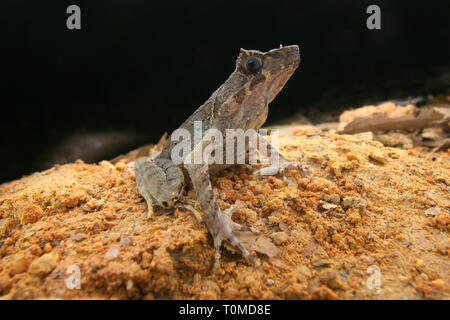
[72,234,86,242]
[120,238,131,245]
[105,245,120,260]
[29,253,58,277]
[310,145,324,152]
[272,232,289,245]
[436,240,449,255]
[431,279,448,291]
[319,269,337,282]
[323,193,341,204]
[342,196,367,210]
[424,207,443,217]
[278,222,290,235]
[414,259,426,273]
[109,232,121,242]
[43,243,52,253]
[313,259,331,268]
[126,280,134,291]
[297,265,312,278]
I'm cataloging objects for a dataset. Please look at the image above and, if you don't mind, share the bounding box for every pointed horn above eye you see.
[240,48,249,54]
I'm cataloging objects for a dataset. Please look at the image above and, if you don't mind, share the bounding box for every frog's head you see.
[213,45,300,125]
[236,45,300,103]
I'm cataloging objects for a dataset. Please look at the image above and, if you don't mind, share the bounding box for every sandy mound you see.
[0,130,449,299]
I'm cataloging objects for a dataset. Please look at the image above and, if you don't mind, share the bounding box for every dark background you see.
[1,0,449,183]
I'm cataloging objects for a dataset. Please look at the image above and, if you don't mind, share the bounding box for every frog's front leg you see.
[183,146,259,270]
[253,133,312,177]
[134,157,185,219]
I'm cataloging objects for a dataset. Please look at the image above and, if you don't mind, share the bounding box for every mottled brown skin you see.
[135,45,303,269]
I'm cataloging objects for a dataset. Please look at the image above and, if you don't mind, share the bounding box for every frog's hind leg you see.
[184,146,260,270]
[134,157,185,219]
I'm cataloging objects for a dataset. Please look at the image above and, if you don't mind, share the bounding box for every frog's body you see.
[135,45,306,269]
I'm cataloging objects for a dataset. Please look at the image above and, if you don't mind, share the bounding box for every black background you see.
[1,0,449,183]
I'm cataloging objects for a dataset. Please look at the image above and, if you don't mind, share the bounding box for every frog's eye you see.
[246,56,262,73]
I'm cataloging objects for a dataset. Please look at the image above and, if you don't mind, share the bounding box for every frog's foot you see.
[176,201,203,223]
[144,205,155,220]
[253,159,312,178]
[224,201,261,234]
[210,201,260,271]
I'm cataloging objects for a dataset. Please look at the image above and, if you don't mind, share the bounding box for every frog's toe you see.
[223,201,261,233]
[144,206,154,220]
[224,231,260,267]
[254,160,313,179]
[229,220,261,234]
[253,165,281,176]
[211,205,260,270]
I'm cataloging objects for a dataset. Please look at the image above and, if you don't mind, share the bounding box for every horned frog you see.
[135,45,309,269]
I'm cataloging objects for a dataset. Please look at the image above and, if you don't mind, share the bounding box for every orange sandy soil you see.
[0,129,449,299]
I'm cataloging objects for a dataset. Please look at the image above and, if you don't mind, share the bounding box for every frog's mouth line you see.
[268,67,297,103]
